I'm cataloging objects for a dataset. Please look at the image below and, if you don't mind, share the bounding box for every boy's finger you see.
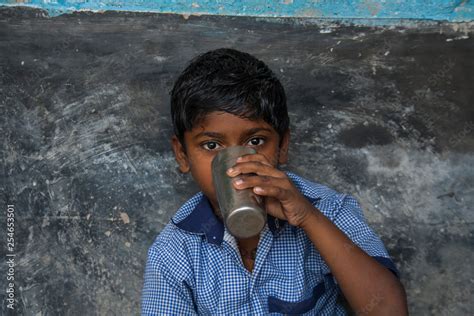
[252,185,290,202]
[236,153,275,167]
[227,161,286,178]
[232,174,289,191]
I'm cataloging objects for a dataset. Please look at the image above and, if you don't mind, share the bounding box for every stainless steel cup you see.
[211,146,266,239]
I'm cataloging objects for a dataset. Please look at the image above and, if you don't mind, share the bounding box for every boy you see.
[141,48,407,315]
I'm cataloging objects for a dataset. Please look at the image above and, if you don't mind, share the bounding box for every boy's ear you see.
[278,129,290,165]
[171,135,190,173]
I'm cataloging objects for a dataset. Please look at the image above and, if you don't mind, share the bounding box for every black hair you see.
[170,48,289,147]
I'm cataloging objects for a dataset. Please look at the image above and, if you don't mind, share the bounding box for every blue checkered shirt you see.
[141,171,398,315]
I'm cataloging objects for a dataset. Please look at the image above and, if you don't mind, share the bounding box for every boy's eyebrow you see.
[193,131,225,140]
[193,128,273,140]
[241,127,273,138]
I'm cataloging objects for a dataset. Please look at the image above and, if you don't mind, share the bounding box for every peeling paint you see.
[0,0,473,21]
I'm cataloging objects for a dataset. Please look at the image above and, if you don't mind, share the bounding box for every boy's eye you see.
[247,137,265,146]
[202,141,221,151]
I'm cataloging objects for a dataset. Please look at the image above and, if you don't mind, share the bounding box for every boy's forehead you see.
[189,111,275,133]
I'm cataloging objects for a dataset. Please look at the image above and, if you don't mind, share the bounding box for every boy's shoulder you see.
[285,170,344,202]
[171,191,205,225]
[148,193,204,252]
[285,171,357,217]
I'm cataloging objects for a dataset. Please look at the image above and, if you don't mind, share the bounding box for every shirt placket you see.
[222,225,275,313]
[248,225,274,314]
[222,229,254,313]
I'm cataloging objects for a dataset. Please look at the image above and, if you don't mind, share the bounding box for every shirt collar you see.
[172,194,288,245]
[171,172,323,245]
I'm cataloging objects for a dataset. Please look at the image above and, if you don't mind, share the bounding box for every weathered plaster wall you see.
[0,0,473,21]
[0,5,473,316]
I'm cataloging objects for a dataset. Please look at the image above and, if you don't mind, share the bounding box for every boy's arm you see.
[141,243,198,315]
[227,154,408,315]
[299,201,408,315]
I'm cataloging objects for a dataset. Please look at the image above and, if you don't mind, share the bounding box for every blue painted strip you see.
[0,0,473,21]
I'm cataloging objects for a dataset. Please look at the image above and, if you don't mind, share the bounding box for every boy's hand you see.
[226,153,316,228]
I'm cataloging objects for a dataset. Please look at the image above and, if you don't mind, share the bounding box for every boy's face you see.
[171,111,290,218]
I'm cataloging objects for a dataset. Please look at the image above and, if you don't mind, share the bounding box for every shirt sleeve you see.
[141,242,198,315]
[329,193,399,278]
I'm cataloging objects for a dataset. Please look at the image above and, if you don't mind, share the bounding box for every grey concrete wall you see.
[0,7,473,315]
